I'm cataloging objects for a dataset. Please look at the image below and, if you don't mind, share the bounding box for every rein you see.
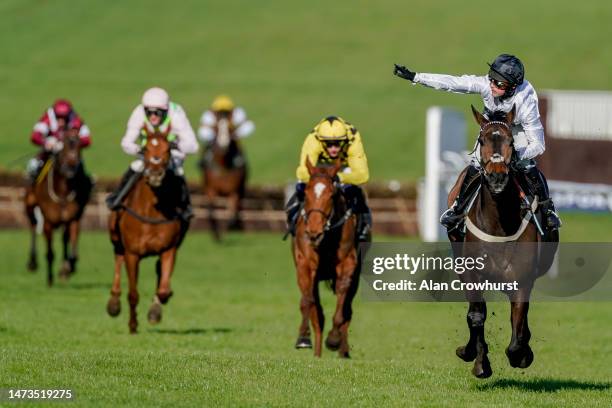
[47,159,77,204]
[118,204,180,225]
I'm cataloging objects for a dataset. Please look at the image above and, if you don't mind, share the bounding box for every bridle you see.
[301,173,352,233]
[477,121,513,173]
[143,136,170,186]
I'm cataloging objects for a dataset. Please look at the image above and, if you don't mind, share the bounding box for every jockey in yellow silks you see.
[286,115,372,241]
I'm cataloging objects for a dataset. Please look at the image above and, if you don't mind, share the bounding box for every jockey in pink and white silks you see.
[106,87,199,221]
[393,54,561,233]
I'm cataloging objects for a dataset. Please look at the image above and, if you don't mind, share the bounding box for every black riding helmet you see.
[488,54,524,98]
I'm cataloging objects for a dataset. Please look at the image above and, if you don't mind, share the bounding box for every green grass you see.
[1,0,611,183]
[1,230,611,407]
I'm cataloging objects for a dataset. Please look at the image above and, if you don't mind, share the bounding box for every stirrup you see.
[545,210,562,230]
[440,207,463,230]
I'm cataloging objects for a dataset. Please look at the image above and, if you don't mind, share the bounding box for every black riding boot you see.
[177,175,193,222]
[342,185,372,241]
[522,166,561,231]
[440,165,481,230]
[285,182,306,237]
[106,168,140,210]
[75,163,94,209]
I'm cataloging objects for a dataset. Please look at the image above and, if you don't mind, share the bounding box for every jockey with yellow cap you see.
[198,95,254,168]
[286,116,372,241]
[106,87,199,221]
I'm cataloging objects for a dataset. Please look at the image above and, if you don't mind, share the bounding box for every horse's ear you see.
[471,105,487,127]
[506,104,516,125]
[305,156,315,175]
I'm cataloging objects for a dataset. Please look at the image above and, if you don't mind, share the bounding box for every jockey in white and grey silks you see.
[393,54,561,233]
[106,87,199,221]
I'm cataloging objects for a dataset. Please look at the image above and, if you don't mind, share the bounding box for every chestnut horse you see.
[449,105,558,378]
[25,129,90,286]
[200,115,247,240]
[107,128,189,334]
[292,159,366,358]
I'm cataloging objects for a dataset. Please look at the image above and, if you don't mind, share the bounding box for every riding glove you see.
[393,64,416,82]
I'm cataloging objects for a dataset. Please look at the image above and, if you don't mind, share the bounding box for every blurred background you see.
[1,1,611,406]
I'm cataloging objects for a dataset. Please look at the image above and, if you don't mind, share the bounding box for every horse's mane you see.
[485,109,509,123]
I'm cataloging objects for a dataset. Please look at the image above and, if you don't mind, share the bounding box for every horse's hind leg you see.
[205,187,221,241]
[25,201,38,271]
[506,293,534,369]
[43,221,54,287]
[125,252,140,334]
[326,251,358,358]
[67,220,79,275]
[456,298,492,378]
[59,224,72,280]
[227,192,243,231]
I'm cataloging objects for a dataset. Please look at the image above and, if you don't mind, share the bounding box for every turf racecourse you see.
[1,215,611,407]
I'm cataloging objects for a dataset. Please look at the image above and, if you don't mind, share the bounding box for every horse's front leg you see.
[148,248,176,324]
[506,288,534,368]
[107,253,124,317]
[295,255,323,356]
[43,221,54,287]
[456,296,492,378]
[124,252,140,334]
[326,249,357,358]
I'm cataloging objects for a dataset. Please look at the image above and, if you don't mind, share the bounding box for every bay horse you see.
[292,158,366,358]
[449,105,559,378]
[107,128,189,334]
[25,129,90,286]
[200,114,247,240]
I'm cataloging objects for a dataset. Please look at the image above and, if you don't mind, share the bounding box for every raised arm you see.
[394,64,488,94]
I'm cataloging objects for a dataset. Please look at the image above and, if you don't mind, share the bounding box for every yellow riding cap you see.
[296,116,369,185]
[211,95,235,112]
[314,116,351,142]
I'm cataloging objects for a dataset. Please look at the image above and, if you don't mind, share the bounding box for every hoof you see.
[295,336,312,349]
[27,260,37,272]
[227,219,243,231]
[339,351,351,359]
[106,296,121,317]
[506,346,534,369]
[147,302,162,324]
[59,262,71,281]
[325,332,341,351]
[456,345,477,362]
[129,327,138,334]
[472,356,493,379]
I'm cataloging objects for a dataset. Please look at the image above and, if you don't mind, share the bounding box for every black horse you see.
[449,105,558,378]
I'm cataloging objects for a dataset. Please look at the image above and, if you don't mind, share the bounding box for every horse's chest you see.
[121,221,180,255]
[39,202,79,225]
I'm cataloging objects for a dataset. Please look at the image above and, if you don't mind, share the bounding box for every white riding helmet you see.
[142,87,169,109]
